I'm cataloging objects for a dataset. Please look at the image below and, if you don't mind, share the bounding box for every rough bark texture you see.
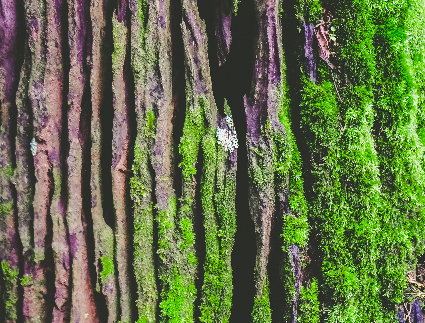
[67,0,99,319]
[90,0,118,318]
[2,0,425,321]
[244,0,283,320]
[0,0,20,320]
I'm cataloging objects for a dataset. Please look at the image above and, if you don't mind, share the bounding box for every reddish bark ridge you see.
[214,0,232,66]
[24,0,54,319]
[303,21,316,84]
[90,0,118,319]
[44,0,72,320]
[244,0,285,318]
[0,0,20,320]
[112,2,132,321]
[67,0,99,319]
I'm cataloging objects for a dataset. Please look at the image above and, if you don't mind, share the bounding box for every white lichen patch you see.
[30,138,37,156]
[216,115,238,153]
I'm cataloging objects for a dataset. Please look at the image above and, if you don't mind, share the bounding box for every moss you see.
[131,105,158,321]
[298,278,320,323]
[160,267,196,323]
[251,278,272,323]
[20,274,33,287]
[281,215,309,248]
[0,201,13,216]
[0,164,15,180]
[100,256,115,285]
[112,15,128,73]
[178,95,206,181]
[1,261,19,320]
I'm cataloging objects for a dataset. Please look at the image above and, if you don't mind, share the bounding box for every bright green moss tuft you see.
[251,278,272,323]
[20,274,33,287]
[0,201,13,215]
[281,215,309,248]
[100,257,115,285]
[178,95,206,181]
[298,278,320,323]
[1,261,19,320]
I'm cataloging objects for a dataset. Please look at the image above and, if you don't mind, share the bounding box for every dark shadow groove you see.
[124,4,138,319]
[45,168,55,322]
[194,145,205,323]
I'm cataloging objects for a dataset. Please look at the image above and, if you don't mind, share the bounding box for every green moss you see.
[180,217,195,249]
[112,15,128,73]
[20,274,33,287]
[178,95,206,181]
[160,267,196,323]
[0,201,13,215]
[298,278,320,323]
[1,261,19,320]
[251,278,272,323]
[281,215,309,248]
[100,256,115,285]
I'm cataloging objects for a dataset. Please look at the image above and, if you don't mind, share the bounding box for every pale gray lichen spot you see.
[216,115,238,153]
[30,138,37,156]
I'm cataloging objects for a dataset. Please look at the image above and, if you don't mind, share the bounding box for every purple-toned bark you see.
[0,0,20,320]
[303,21,316,84]
[214,0,232,66]
[112,2,132,320]
[181,0,218,124]
[244,0,282,305]
[67,0,99,319]
[90,0,118,319]
[411,300,423,323]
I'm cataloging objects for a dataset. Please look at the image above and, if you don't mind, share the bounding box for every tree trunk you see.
[2,0,425,322]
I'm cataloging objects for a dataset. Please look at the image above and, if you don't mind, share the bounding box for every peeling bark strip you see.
[90,0,118,318]
[0,0,20,320]
[111,3,133,321]
[67,0,99,319]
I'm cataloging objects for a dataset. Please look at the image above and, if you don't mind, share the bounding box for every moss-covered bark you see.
[2,0,425,320]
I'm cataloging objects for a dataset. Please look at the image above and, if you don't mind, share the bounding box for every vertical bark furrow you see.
[67,0,99,319]
[90,0,118,319]
[0,0,20,320]
[13,40,36,323]
[111,4,132,321]
[213,0,232,66]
